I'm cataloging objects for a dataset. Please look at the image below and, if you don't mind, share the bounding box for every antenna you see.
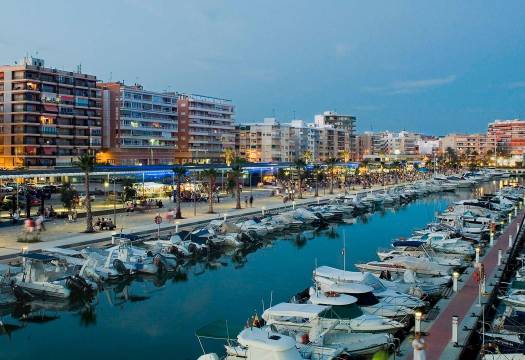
[76,63,82,74]
[343,231,346,271]
[109,71,113,82]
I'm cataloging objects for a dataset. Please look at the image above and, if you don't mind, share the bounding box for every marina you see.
[0,173,523,359]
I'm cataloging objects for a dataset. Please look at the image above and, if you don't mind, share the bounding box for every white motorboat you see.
[313,266,426,308]
[14,253,72,299]
[263,301,404,335]
[355,256,452,277]
[499,289,525,309]
[315,280,415,318]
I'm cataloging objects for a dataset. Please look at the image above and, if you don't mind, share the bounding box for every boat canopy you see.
[20,253,57,261]
[195,320,244,340]
[262,303,328,320]
[314,266,364,282]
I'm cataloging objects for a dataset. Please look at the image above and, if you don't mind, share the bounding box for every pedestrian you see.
[249,195,253,207]
[37,214,46,231]
[412,332,426,360]
[245,196,248,208]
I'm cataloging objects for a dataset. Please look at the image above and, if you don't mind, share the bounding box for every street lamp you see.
[415,311,422,334]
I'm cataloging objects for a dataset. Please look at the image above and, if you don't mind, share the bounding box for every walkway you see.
[408,209,525,360]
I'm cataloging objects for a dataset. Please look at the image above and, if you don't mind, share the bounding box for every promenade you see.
[397,207,525,360]
[0,185,379,259]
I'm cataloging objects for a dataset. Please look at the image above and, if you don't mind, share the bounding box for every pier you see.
[395,205,525,360]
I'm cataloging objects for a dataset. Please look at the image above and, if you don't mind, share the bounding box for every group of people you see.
[23,214,46,233]
[94,217,116,231]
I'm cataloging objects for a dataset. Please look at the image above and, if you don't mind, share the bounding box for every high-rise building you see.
[236,118,295,163]
[314,111,357,160]
[487,119,525,156]
[97,82,178,165]
[0,57,102,168]
[176,94,235,163]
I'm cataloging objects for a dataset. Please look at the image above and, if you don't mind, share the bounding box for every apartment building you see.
[177,94,235,164]
[236,118,295,163]
[440,133,494,156]
[97,82,178,165]
[314,111,357,160]
[0,57,102,168]
[290,120,320,162]
[487,119,525,156]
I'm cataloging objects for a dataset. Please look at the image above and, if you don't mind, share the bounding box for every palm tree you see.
[312,164,322,197]
[229,158,245,209]
[200,168,219,213]
[223,148,235,167]
[324,157,338,194]
[173,166,186,219]
[293,158,306,199]
[339,149,351,163]
[302,150,313,164]
[73,152,96,233]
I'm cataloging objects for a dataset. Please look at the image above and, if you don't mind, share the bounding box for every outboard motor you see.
[66,275,95,297]
[113,259,129,275]
[153,254,168,273]
[12,284,33,301]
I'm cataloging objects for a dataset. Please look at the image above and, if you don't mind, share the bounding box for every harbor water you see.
[0,180,515,359]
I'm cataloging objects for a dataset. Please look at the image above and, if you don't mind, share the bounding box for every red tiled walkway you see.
[408,211,525,360]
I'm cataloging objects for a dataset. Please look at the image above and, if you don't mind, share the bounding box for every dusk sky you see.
[1,0,524,134]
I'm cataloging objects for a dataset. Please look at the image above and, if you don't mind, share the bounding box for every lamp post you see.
[112,177,117,226]
[453,271,459,292]
[415,311,422,334]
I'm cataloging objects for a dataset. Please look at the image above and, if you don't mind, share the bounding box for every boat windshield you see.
[352,291,379,306]
[320,303,363,319]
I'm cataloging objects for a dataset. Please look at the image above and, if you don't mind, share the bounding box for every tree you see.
[339,150,351,163]
[312,164,322,197]
[73,153,96,233]
[60,183,78,212]
[276,168,292,199]
[200,168,219,213]
[229,158,245,209]
[173,166,186,219]
[324,158,338,194]
[445,147,459,169]
[223,148,236,167]
[302,150,313,164]
[293,158,306,199]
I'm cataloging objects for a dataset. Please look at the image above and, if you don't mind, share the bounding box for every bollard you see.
[509,234,513,249]
[317,197,320,205]
[415,311,422,334]
[451,316,459,344]
[489,231,494,247]
[453,272,459,292]
[224,213,228,221]
[498,249,503,266]
[261,206,266,216]
[111,235,115,245]
[509,212,512,223]
[515,206,518,216]
[475,247,480,264]
[175,221,180,232]
[292,201,296,210]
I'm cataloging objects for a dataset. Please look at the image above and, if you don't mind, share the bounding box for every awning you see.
[60,95,74,101]
[21,253,57,261]
[262,303,328,320]
[43,104,58,112]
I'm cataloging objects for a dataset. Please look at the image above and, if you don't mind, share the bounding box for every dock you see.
[394,207,525,359]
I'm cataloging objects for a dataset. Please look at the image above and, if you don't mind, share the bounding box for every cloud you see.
[507,81,525,89]
[364,75,456,95]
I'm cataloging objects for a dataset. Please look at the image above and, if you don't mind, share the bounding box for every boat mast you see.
[343,231,347,271]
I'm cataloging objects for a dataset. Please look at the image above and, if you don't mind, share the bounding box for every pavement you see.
[396,207,525,360]
[0,183,397,259]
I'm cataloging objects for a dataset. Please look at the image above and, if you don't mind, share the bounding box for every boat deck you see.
[397,209,525,360]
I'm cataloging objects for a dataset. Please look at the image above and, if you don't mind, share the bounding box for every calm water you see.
[0,180,517,359]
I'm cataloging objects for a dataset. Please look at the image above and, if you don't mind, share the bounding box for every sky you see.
[1,0,524,134]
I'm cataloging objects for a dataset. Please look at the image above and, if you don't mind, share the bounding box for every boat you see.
[355,256,452,277]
